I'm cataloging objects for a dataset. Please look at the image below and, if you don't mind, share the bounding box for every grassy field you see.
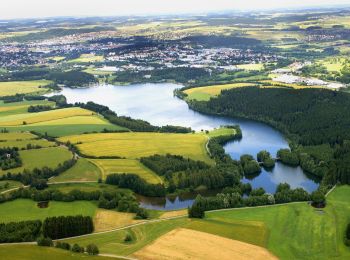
[184,83,254,101]
[0,147,73,175]
[0,107,94,126]
[0,100,55,116]
[47,183,126,194]
[68,54,104,63]
[49,158,101,183]
[0,245,115,260]
[0,139,55,149]
[59,132,212,164]
[207,127,236,138]
[0,199,97,223]
[0,80,52,97]
[236,63,265,71]
[94,209,141,232]
[0,131,37,141]
[0,180,22,193]
[90,159,162,184]
[205,185,350,259]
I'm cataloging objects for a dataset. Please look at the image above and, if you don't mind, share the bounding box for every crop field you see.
[205,185,350,259]
[68,54,104,63]
[47,183,124,194]
[59,132,212,164]
[0,80,52,97]
[49,158,101,182]
[184,83,254,101]
[260,80,325,89]
[0,131,37,141]
[236,63,264,71]
[94,209,141,232]
[0,199,97,223]
[0,131,56,149]
[318,57,347,72]
[0,107,94,126]
[0,100,55,116]
[0,147,73,175]
[0,245,114,260]
[90,159,162,184]
[132,228,277,260]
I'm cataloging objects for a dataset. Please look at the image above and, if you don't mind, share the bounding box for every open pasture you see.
[59,132,212,164]
[47,183,124,194]
[0,138,55,149]
[0,80,52,97]
[184,83,254,101]
[0,180,22,193]
[0,147,73,175]
[0,107,93,126]
[90,159,162,184]
[0,199,97,223]
[236,63,264,71]
[49,158,101,182]
[68,54,104,63]
[0,100,55,116]
[94,209,141,232]
[132,228,277,260]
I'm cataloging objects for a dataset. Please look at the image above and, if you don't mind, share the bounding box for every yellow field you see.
[261,80,324,89]
[90,159,162,184]
[133,228,277,260]
[0,139,55,149]
[0,80,52,96]
[0,132,36,141]
[68,54,104,63]
[59,132,212,164]
[31,115,109,126]
[236,63,264,71]
[0,107,93,126]
[93,209,141,232]
[159,209,188,219]
[184,83,253,101]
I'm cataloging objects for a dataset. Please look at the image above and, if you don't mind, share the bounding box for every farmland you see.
[0,80,52,96]
[184,83,254,101]
[68,54,104,63]
[0,147,73,175]
[0,100,55,116]
[90,159,162,184]
[59,132,212,164]
[0,199,97,223]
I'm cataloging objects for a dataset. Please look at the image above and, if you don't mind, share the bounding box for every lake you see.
[55,83,319,210]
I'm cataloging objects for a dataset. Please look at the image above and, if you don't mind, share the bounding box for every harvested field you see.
[93,209,141,232]
[133,228,277,260]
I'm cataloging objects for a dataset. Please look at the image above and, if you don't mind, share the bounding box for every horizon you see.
[1,0,350,20]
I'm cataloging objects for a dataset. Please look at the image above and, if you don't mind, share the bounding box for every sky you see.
[1,0,350,20]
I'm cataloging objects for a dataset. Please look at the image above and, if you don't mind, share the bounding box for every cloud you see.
[1,0,349,19]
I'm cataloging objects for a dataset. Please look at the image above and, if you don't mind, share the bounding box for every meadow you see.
[46,183,125,194]
[0,80,52,96]
[49,158,101,183]
[0,147,73,175]
[0,180,22,193]
[0,100,55,117]
[0,199,97,223]
[90,159,162,184]
[184,83,254,101]
[68,54,104,63]
[59,132,212,164]
[0,245,115,260]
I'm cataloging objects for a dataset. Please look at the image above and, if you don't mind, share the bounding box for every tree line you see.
[0,147,22,170]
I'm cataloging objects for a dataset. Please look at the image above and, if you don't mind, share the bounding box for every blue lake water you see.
[55,83,319,210]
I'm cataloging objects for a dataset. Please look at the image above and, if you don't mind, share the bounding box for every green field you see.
[0,199,97,223]
[49,158,101,183]
[236,63,264,71]
[47,183,127,194]
[0,245,115,260]
[0,80,52,97]
[206,127,236,138]
[0,147,73,175]
[184,83,254,101]
[90,159,162,184]
[0,180,22,193]
[0,100,55,117]
[0,139,55,149]
[59,132,212,164]
[68,54,104,63]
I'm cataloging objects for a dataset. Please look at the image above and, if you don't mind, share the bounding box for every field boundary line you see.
[325,185,336,197]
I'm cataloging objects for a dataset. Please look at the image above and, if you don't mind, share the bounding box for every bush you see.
[345,223,350,247]
[55,242,71,250]
[86,244,99,255]
[37,236,53,247]
[311,190,325,205]
[124,233,133,242]
[71,243,84,253]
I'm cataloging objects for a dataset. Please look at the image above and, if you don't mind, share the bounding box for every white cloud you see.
[1,0,349,19]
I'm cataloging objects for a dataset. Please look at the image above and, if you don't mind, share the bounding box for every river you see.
[55,83,319,210]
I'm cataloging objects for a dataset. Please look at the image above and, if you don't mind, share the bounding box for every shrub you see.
[37,236,53,247]
[55,241,71,250]
[71,243,84,253]
[124,233,133,242]
[86,244,99,255]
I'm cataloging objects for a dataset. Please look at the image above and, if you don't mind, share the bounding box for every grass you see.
[207,127,236,138]
[59,132,212,164]
[0,180,22,193]
[0,80,52,97]
[68,54,104,63]
[47,183,126,194]
[0,245,115,260]
[184,83,254,101]
[84,67,114,76]
[94,209,141,232]
[90,159,162,184]
[0,147,73,175]
[49,158,101,183]
[236,63,264,71]
[205,185,350,259]
[0,131,37,141]
[0,139,56,149]
[0,107,94,126]
[0,199,97,223]
[0,100,55,116]
[63,218,187,256]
